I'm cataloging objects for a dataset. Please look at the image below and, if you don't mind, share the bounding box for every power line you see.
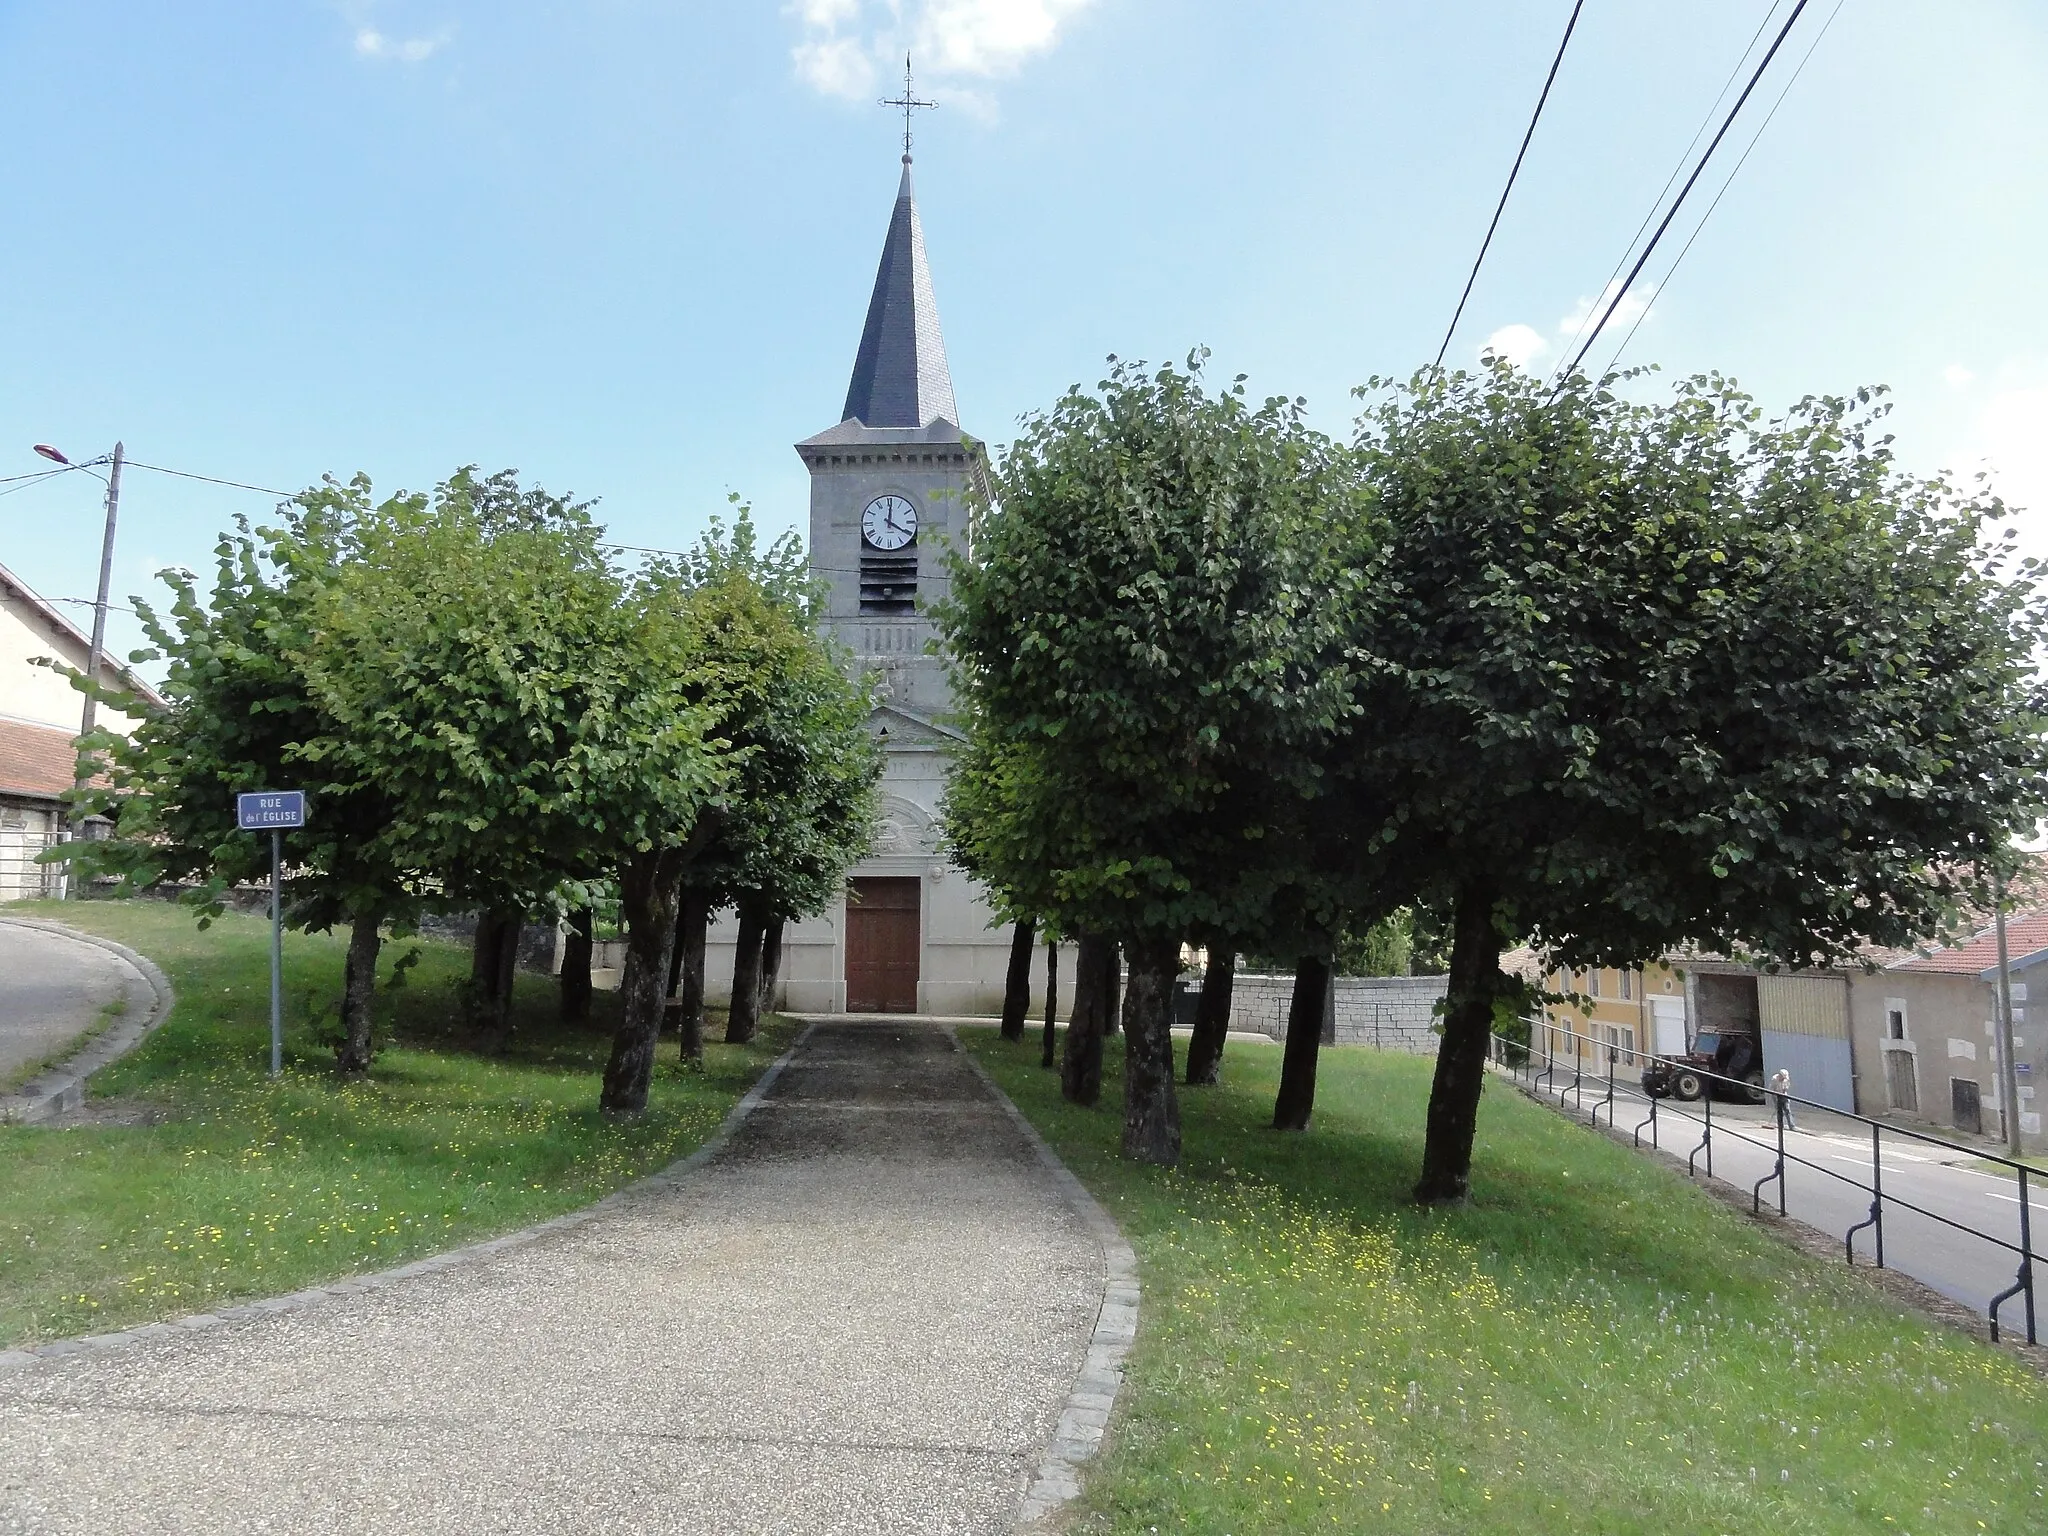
[1551,0,1812,389]
[1603,0,1846,374]
[1432,0,1587,371]
[1550,1,1787,374]
[124,461,295,498]
[0,467,75,497]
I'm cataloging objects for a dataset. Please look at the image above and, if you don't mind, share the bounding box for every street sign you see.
[237,791,306,831]
[234,790,305,1076]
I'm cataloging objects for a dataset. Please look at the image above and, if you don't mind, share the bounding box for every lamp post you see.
[33,440,124,893]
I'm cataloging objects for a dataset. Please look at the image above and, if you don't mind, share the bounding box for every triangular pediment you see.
[868,703,962,746]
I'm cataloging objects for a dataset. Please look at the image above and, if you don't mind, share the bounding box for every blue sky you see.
[3,1,2045,675]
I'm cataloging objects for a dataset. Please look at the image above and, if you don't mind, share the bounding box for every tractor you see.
[1639,1028,1768,1104]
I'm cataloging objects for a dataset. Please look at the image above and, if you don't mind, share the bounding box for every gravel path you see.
[0,1022,1107,1534]
[0,920,149,1093]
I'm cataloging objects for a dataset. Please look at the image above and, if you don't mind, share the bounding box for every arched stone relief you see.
[870,794,937,857]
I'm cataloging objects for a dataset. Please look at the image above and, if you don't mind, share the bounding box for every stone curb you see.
[951,1033,1140,1533]
[0,1024,813,1376]
[0,916,177,1124]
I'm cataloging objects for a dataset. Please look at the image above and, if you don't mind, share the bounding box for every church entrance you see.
[845,877,921,1012]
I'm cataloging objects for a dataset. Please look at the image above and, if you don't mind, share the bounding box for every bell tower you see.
[796,149,978,719]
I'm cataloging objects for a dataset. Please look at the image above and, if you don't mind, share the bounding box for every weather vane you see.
[879,53,935,164]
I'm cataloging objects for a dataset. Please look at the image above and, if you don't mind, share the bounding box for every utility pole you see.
[79,440,124,746]
[1993,868,2025,1157]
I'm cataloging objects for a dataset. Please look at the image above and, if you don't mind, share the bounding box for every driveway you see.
[0,919,151,1092]
[0,1022,1108,1534]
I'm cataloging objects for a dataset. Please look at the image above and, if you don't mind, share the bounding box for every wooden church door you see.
[845,877,920,1011]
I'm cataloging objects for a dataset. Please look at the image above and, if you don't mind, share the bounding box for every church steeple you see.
[841,162,958,430]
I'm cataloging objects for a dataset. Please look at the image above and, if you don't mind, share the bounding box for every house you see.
[1532,956,1857,1112]
[1851,910,2048,1150]
[0,560,161,900]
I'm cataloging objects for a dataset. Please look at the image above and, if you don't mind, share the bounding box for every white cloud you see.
[788,0,1095,107]
[1558,279,1656,343]
[1971,383,2048,522]
[1944,363,1976,390]
[1481,324,1548,369]
[354,25,450,64]
[794,35,880,98]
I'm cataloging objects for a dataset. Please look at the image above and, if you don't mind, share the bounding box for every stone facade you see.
[1226,973,1448,1053]
[700,157,1020,1016]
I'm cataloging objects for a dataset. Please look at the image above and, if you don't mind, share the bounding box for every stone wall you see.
[1227,972,1447,1053]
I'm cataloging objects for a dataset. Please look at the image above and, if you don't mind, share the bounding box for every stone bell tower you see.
[796,159,980,720]
[774,132,1015,1017]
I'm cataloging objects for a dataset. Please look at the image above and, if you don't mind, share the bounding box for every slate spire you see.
[841,162,959,430]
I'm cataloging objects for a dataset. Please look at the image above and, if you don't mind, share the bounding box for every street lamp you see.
[31,440,125,873]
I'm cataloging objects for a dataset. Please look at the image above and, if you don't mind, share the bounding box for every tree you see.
[940,355,1368,1164]
[1349,363,2048,1202]
[296,469,623,1053]
[653,510,878,1050]
[65,489,431,1075]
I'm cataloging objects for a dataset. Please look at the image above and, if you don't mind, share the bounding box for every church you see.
[702,143,1044,1017]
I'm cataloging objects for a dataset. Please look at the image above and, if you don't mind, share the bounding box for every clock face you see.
[862,495,918,551]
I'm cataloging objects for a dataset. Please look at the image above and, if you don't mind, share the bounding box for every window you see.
[1588,969,1602,998]
[1620,969,1634,1000]
[1886,1000,1909,1042]
[1601,1023,1637,1065]
[858,552,917,615]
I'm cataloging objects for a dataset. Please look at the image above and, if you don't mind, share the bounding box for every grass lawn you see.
[0,899,786,1348]
[966,1028,2048,1536]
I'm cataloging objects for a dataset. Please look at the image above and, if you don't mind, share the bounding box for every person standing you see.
[1769,1067,1799,1133]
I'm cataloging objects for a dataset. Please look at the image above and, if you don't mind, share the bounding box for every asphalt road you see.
[1517,1069,2040,1337]
[0,920,148,1091]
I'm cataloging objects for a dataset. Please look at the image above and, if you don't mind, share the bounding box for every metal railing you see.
[1490,1019,2038,1347]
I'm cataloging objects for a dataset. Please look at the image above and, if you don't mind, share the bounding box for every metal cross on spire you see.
[879,53,936,164]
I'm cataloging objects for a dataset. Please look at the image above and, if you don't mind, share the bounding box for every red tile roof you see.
[0,719,92,802]
[1892,908,2048,975]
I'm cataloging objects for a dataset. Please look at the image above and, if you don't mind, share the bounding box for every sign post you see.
[237,792,306,1077]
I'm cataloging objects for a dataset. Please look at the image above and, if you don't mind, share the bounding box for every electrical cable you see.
[1551,0,1811,390]
[1432,0,1588,371]
[0,466,75,487]
[1601,0,1847,375]
[124,461,295,498]
[1550,1,1785,374]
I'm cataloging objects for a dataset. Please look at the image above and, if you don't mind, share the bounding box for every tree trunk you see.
[1185,947,1235,1086]
[1000,917,1037,1041]
[559,907,593,1022]
[1413,880,1502,1204]
[1103,942,1123,1036]
[488,912,521,1051]
[1061,934,1111,1105]
[1121,935,1183,1165]
[725,899,768,1045]
[757,915,786,1017]
[470,910,520,1051]
[671,891,710,1063]
[1040,937,1060,1069]
[601,850,686,1115]
[1272,954,1334,1131]
[336,908,382,1076]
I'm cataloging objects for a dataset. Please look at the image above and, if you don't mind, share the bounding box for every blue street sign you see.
[237,791,306,831]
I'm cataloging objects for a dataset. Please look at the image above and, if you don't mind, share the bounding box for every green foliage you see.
[65,483,422,934]
[294,468,728,920]
[938,352,1373,948]
[1348,362,2048,969]
[657,509,881,921]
